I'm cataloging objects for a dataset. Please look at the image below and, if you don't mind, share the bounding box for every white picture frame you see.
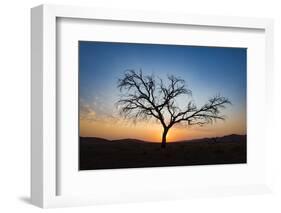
[31,4,274,208]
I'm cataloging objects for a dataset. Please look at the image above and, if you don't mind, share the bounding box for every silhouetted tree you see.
[117,70,231,148]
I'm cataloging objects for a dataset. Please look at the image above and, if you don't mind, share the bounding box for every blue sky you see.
[79,41,246,140]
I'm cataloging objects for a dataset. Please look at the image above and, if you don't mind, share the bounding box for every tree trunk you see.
[161,128,169,148]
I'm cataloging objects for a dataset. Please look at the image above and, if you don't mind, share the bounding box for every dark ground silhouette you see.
[79,134,246,170]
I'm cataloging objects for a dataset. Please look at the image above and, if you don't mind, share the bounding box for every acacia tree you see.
[117,70,231,148]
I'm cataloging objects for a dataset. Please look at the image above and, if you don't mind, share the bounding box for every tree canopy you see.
[117,69,231,148]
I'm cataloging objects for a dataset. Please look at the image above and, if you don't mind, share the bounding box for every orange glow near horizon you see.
[80,111,246,142]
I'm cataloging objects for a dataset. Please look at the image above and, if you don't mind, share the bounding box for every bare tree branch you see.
[116,69,231,148]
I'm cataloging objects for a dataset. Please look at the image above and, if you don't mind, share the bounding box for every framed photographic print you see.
[31,4,274,208]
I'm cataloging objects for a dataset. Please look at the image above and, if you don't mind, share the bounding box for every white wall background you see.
[0,0,280,212]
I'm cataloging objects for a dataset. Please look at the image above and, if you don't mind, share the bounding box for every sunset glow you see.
[79,41,246,142]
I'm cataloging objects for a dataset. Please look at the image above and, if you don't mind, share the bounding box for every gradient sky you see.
[79,41,246,142]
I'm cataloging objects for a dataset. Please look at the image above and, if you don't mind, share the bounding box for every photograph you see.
[79,41,247,170]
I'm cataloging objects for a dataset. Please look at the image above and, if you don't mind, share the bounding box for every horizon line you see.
[80,133,247,143]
